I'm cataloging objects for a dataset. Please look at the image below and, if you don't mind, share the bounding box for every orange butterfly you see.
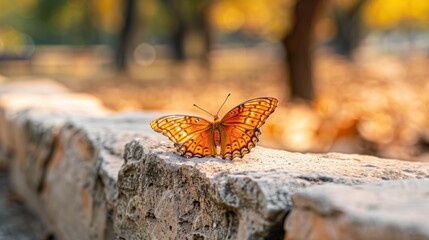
[150,95,278,160]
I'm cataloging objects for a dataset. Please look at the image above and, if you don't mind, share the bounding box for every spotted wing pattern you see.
[150,115,216,158]
[220,97,278,159]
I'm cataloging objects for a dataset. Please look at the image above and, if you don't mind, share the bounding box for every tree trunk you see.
[328,0,368,58]
[116,0,136,71]
[166,0,211,63]
[167,0,187,61]
[282,0,328,101]
[194,2,211,64]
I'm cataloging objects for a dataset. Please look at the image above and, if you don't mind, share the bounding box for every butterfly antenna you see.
[193,104,214,117]
[216,93,231,116]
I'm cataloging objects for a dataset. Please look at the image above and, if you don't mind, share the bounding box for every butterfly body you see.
[212,118,221,149]
[151,97,278,160]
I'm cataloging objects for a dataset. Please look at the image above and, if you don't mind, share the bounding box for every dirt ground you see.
[59,48,429,162]
[0,170,46,240]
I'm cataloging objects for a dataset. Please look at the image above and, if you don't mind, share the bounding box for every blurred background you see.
[1,0,429,161]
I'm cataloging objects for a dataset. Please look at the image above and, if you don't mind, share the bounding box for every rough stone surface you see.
[0,81,110,240]
[285,179,429,240]
[116,139,429,240]
[0,79,104,167]
[8,107,162,240]
[0,79,69,95]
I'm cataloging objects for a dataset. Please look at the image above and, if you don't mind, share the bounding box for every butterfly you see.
[150,95,278,160]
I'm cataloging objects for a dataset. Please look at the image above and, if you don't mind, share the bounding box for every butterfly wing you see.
[150,115,216,158]
[220,97,278,159]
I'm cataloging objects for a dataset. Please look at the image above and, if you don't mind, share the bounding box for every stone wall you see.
[0,79,428,239]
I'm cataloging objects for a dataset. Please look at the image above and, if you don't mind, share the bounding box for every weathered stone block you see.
[285,179,429,240]
[116,139,429,239]
[9,108,161,240]
[0,79,69,95]
[0,79,101,167]
[0,79,68,167]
